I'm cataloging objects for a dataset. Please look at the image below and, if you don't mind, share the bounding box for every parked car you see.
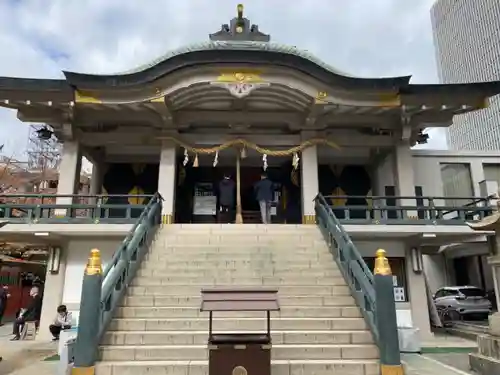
[433,286,492,320]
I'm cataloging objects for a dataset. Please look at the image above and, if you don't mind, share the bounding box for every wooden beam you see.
[77,130,395,148]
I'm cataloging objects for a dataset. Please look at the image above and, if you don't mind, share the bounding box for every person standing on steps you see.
[218,174,236,223]
[254,172,275,224]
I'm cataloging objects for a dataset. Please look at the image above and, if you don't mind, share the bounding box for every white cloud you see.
[0,0,447,156]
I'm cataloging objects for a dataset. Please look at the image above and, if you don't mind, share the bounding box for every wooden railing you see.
[323,195,493,225]
[0,194,155,224]
[315,193,403,373]
[70,192,162,371]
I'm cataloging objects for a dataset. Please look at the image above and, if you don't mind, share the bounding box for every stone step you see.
[158,224,323,232]
[99,343,379,361]
[114,306,362,319]
[121,295,356,307]
[94,358,379,375]
[156,231,324,239]
[102,330,374,345]
[140,259,339,270]
[131,275,346,286]
[156,236,325,246]
[149,244,328,253]
[144,252,334,262]
[151,244,329,253]
[108,317,367,331]
[127,285,351,296]
[135,268,343,278]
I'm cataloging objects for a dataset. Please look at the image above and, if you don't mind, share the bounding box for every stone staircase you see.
[95,224,379,375]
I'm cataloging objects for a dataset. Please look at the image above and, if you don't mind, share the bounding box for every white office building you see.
[431,0,500,150]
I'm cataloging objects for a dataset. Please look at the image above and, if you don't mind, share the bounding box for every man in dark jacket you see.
[11,286,42,340]
[218,174,235,223]
[254,172,274,224]
[0,285,10,326]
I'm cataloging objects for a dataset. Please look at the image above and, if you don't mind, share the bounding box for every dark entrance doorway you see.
[175,164,302,224]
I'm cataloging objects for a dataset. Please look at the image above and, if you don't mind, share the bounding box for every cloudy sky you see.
[0,0,444,158]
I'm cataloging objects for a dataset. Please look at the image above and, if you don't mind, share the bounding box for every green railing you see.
[71,192,162,372]
[324,195,493,225]
[0,194,154,224]
[315,193,403,373]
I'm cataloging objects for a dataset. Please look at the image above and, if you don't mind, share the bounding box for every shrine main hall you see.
[1,4,499,226]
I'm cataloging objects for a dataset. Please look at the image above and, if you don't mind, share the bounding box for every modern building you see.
[0,4,500,374]
[431,0,500,150]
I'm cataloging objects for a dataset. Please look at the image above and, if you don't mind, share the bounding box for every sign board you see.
[193,183,217,215]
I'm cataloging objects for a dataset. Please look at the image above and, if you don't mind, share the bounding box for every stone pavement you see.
[0,324,58,375]
[403,353,476,375]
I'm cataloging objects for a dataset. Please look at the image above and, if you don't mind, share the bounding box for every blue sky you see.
[0,0,443,159]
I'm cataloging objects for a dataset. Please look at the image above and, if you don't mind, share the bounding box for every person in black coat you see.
[0,285,10,326]
[11,286,42,340]
[218,174,236,223]
[253,172,275,224]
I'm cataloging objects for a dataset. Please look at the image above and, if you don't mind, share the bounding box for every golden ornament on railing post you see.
[373,248,403,375]
[85,248,103,275]
[374,248,392,276]
[73,248,103,371]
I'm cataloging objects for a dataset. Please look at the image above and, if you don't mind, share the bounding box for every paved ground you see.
[425,353,476,374]
[403,353,477,375]
[0,324,58,375]
[0,322,482,375]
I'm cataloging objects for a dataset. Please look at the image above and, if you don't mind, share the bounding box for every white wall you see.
[423,254,448,293]
[62,239,122,306]
[355,240,405,257]
[411,150,500,197]
[374,154,395,195]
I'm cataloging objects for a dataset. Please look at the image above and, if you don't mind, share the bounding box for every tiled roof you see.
[115,41,355,77]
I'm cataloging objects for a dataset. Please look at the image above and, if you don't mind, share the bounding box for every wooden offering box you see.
[200,288,280,375]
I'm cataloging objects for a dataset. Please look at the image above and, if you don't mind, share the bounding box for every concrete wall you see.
[412,150,500,197]
[62,239,121,307]
[423,254,451,293]
[37,238,122,341]
[374,149,500,197]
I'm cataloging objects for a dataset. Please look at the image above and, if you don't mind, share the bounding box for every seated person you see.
[11,286,42,340]
[49,305,72,341]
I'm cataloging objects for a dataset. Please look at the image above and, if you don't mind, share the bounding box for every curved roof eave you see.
[63,41,412,91]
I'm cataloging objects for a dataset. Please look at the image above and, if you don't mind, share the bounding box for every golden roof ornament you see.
[209,3,270,42]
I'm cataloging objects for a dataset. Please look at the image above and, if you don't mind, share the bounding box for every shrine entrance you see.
[175,161,301,224]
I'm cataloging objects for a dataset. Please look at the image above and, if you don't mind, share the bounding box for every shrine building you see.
[1,3,500,351]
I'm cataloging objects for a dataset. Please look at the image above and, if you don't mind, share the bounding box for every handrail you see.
[98,192,162,339]
[321,194,493,224]
[72,192,163,370]
[314,193,378,342]
[0,194,155,224]
[102,193,163,279]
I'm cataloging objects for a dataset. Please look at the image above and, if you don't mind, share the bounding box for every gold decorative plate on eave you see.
[376,93,401,107]
[74,90,103,104]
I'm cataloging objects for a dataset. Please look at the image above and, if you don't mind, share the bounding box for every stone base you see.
[470,333,500,375]
[469,353,500,375]
[489,312,500,336]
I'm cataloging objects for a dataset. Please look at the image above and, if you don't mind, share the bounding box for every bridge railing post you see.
[72,248,103,375]
[374,248,404,375]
